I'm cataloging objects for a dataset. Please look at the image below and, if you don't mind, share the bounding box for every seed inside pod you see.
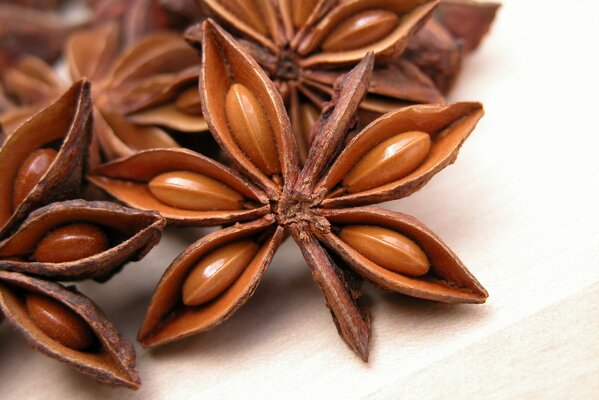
[225,83,280,175]
[343,131,431,193]
[175,87,203,115]
[339,225,429,277]
[149,171,245,211]
[33,223,110,263]
[25,293,96,351]
[292,0,319,28]
[13,148,58,209]
[321,10,399,52]
[182,240,259,306]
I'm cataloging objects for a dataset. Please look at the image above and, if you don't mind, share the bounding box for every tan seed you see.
[34,223,110,263]
[339,225,429,277]
[149,171,245,211]
[13,148,58,209]
[343,131,431,193]
[25,293,96,351]
[292,0,319,28]
[225,83,280,175]
[175,87,203,115]
[321,10,399,52]
[182,240,259,306]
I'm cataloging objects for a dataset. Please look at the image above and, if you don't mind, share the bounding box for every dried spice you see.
[0,270,140,388]
[187,0,445,163]
[0,80,165,388]
[90,21,487,361]
[0,24,209,163]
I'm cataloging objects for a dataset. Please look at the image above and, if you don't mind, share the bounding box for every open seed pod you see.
[0,79,92,239]
[0,200,165,281]
[188,1,444,165]
[0,270,140,389]
[316,102,483,207]
[200,21,299,195]
[296,0,440,66]
[318,207,487,302]
[138,215,283,347]
[88,149,270,225]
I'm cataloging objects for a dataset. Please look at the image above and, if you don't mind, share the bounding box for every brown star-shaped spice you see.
[0,23,208,164]
[186,0,446,163]
[89,21,487,361]
[0,80,165,388]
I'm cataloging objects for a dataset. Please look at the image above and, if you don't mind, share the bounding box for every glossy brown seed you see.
[33,223,110,263]
[175,87,203,115]
[25,293,96,351]
[292,0,319,28]
[339,225,430,277]
[225,83,280,175]
[182,240,259,306]
[321,10,399,52]
[149,171,244,211]
[343,131,431,193]
[13,148,58,209]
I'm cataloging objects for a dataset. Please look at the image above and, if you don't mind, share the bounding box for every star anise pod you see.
[0,24,209,163]
[89,21,487,361]
[0,80,165,388]
[186,0,445,163]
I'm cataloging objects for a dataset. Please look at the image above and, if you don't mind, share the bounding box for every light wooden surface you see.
[1,1,598,398]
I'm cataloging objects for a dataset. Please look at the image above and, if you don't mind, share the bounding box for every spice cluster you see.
[0,0,498,390]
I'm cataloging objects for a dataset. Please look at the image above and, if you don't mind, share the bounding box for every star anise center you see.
[272,46,301,82]
[271,190,329,233]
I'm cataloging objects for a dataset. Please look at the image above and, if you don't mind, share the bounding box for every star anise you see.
[0,80,165,388]
[89,21,487,361]
[185,0,447,163]
[0,24,210,163]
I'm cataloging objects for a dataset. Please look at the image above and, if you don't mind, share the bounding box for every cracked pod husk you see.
[317,207,487,302]
[0,200,165,281]
[0,80,92,239]
[0,271,140,389]
[316,101,484,207]
[88,148,270,225]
